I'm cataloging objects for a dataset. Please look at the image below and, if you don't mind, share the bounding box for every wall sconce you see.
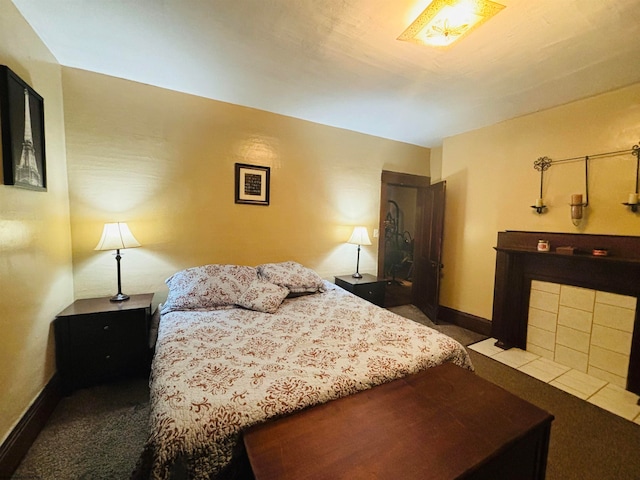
[622,144,639,213]
[570,194,585,226]
[570,157,589,227]
[531,156,552,214]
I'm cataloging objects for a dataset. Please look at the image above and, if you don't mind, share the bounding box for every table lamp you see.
[94,222,141,302]
[347,226,372,278]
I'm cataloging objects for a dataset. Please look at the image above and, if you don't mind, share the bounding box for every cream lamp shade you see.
[95,222,141,302]
[95,222,141,251]
[347,226,371,278]
[347,226,372,246]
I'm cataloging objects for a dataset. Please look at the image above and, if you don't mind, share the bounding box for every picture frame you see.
[0,65,47,191]
[235,163,270,206]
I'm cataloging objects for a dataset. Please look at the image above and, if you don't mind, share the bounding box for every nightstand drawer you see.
[351,282,385,305]
[68,311,146,350]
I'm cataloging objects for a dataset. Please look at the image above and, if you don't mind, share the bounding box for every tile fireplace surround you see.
[491,231,640,397]
[527,280,636,389]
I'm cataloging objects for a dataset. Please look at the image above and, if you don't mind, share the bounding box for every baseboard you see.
[437,306,492,336]
[0,373,61,478]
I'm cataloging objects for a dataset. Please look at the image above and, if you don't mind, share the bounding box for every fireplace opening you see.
[527,280,636,390]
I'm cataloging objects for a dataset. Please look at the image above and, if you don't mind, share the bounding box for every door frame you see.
[378,171,431,283]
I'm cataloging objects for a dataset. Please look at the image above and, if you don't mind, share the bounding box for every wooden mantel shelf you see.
[493,246,640,266]
[491,231,640,396]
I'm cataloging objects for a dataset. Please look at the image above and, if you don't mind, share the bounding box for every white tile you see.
[589,345,629,378]
[528,307,557,332]
[559,285,595,312]
[526,342,554,360]
[557,305,593,333]
[588,384,640,421]
[493,348,539,369]
[531,280,561,294]
[468,338,503,357]
[593,303,635,333]
[519,357,570,383]
[549,379,591,399]
[595,291,637,310]
[529,289,559,314]
[551,369,607,399]
[556,325,590,353]
[555,344,588,372]
[527,325,556,352]
[588,365,627,388]
[591,324,632,356]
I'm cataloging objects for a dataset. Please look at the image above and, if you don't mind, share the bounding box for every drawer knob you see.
[105,355,111,360]
[103,325,110,331]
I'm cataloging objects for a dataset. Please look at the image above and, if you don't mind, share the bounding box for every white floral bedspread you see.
[135,281,472,479]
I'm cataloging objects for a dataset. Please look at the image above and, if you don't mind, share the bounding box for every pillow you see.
[161,264,258,314]
[257,261,325,294]
[236,280,289,314]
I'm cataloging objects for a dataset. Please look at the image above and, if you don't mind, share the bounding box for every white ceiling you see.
[11,0,640,147]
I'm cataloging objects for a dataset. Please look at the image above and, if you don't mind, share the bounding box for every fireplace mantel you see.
[491,231,640,395]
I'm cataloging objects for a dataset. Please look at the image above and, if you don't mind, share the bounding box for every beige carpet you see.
[387,304,487,347]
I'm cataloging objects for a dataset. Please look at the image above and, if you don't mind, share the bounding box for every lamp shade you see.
[94,222,141,251]
[347,226,372,246]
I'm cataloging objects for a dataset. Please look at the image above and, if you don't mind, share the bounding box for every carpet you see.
[11,378,149,480]
[387,304,487,346]
[11,305,640,479]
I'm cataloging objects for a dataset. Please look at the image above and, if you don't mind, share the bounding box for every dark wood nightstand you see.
[54,293,153,394]
[334,274,386,307]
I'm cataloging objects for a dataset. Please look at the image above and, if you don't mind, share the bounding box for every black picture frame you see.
[0,65,47,191]
[235,163,270,206]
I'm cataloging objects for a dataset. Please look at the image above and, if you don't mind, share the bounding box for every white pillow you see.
[257,261,326,293]
[237,280,289,314]
[161,264,257,314]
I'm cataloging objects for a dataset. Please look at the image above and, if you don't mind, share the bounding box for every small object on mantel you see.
[537,240,550,252]
[556,246,576,255]
[592,248,609,257]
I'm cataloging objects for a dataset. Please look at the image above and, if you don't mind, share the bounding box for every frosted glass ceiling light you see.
[398,0,505,47]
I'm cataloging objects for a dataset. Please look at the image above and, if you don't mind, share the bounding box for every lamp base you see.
[351,272,363,279]
[110,293,130,302]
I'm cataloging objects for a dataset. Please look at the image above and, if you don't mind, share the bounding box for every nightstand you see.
[54,293,153,394]
[334,274,386,307]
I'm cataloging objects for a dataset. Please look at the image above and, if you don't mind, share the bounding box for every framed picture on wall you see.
[235,163,270,206]
[0,65,47,191]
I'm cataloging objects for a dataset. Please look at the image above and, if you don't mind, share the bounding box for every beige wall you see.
[61,68,430,303]
[0,1,73,445]
[440,83,640,321]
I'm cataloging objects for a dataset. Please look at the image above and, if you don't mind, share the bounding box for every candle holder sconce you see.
[532,141,639,220]
[622,144,639,213]
[531,156,552,214]
[570,157,590,227]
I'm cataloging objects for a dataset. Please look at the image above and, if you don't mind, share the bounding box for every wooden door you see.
[378,171,434,307]
[413,181,446,321]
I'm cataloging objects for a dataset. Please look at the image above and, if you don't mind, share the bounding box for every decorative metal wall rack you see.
[531,141,640,223]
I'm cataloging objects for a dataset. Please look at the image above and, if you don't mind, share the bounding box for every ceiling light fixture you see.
[398,0,506,47]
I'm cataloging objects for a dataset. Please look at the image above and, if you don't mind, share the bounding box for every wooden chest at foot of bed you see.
[244,362,554,480]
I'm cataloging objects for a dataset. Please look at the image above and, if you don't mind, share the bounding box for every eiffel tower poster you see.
[1,65,47,191]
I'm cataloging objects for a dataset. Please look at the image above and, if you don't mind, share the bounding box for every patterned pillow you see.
[161,264,258,314]
[257,261,326,293]
[236,280,289,314]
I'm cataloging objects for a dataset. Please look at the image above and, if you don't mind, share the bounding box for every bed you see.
[134,262,473,480]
